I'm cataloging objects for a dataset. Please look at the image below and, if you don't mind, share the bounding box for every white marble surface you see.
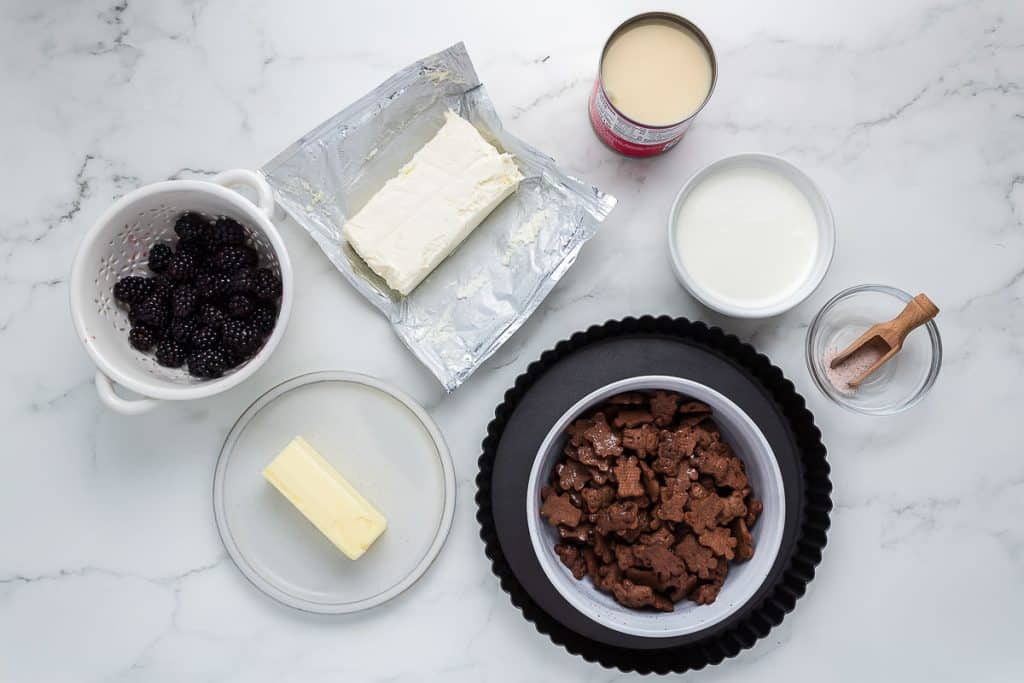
[1,0,1021,680]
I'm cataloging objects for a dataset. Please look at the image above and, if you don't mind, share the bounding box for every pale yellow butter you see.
[263,436,387,560]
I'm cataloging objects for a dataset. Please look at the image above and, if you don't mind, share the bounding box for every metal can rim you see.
[596,12,719,131]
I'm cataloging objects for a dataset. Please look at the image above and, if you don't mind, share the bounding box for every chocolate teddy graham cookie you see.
[540,390,762,612]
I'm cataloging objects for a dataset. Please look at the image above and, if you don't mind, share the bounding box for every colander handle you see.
[95,371,160,415]
[211,169,275,218]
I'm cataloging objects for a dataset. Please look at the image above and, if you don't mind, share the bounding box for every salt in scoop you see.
[829,293,939,388]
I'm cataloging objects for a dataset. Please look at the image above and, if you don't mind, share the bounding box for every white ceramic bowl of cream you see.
[668,154,835,319]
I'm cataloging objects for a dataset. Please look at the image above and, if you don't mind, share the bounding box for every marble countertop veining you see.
[1,0,1022,681]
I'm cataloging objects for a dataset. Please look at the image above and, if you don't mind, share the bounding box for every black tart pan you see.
[476,316,831,674]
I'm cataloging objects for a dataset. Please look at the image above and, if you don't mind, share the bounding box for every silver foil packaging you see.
[262,43,616,390]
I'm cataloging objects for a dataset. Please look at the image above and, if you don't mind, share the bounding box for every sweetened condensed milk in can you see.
[589,13,717,156]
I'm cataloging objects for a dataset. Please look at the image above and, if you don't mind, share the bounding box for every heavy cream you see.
[601,17,713,126]
[675,164,820,309]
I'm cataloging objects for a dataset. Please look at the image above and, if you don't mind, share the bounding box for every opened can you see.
[589,13,718,157]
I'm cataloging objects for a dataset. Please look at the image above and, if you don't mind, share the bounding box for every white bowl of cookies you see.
[526,375,785,638]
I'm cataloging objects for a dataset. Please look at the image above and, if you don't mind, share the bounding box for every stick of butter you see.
[263,436,387,560]
[343,110,524,295]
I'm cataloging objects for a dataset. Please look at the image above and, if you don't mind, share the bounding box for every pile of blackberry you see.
[113,212,282,379]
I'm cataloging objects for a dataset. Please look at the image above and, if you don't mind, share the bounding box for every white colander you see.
[70,169,293,415]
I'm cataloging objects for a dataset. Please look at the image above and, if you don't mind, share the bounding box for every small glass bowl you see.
[806,285,941,415]
[213,371,456,614]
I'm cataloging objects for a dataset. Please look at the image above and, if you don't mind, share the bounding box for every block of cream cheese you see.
[342,110,524,295]
[263,436,387,560]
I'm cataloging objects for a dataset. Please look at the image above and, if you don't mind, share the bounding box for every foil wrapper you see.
[262,43,616,390]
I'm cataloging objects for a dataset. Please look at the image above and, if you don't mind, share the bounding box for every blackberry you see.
[225,293,254,318]
[149,277,173,303]
[129,326,158,351]
[189,325,221,350]
[222,318,261,354]
[188,347,228,378]
[113,276,154,304]
[198,302,227,328]
[174,212,209,242]
[129,295,169,329]
[194,270,231,300]
[209,217,248,246]
[252,268,282,301]
[155,340,187,368]
[222,346,250,369]
[148,244,173,273]
[250,304,277,334]
[176,236,209,257]
[171,284,199,318]
[169,315,198,345]
[227,268,256,294]
[212,245,257,273]
[166,252,198,282]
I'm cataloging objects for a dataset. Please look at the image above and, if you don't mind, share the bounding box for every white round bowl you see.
[667,154,835,319]
[526,375,785,639]
[69,169,293,415]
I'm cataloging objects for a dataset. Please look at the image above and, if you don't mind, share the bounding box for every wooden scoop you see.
[829,293,939,388]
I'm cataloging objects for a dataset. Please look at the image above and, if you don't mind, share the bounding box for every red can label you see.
[588,80,692,157]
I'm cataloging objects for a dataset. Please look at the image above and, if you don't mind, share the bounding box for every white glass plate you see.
[213,371,455,614]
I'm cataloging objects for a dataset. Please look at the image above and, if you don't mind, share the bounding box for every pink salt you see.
[823,339,888,395]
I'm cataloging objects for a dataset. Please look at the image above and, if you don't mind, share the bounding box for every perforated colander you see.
[70,169,293,414]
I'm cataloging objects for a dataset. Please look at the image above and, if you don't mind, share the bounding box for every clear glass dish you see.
[806,284,941,415]
[213,371,456,614]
